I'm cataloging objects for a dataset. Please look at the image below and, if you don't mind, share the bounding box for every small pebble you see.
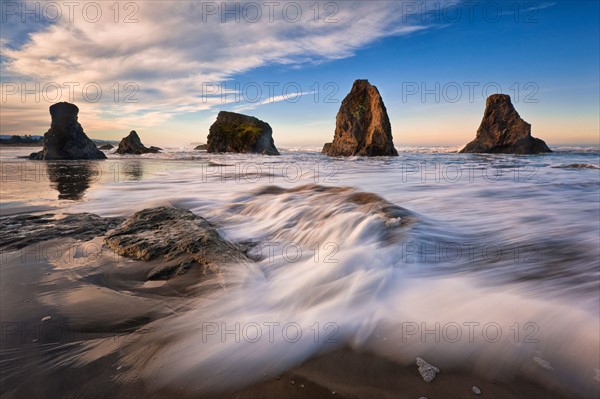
[332,391,336,396]
[290,380,295,385]
[472,385,482,395]
[416,357,439,383]
[300,384,304,388]
[116,366,122,371]
[24,299,29,303]
[41,315,51,322]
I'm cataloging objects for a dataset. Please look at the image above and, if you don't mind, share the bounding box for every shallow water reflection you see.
[47,162,100,200]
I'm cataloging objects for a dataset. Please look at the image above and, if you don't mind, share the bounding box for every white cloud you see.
[1,1,452,134]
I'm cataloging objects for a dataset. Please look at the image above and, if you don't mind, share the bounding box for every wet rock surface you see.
[29,102,107,160]
[104,207,249,280]
[0,213,124,251]
[207,111,279,155]
[1,207,249,281]
[460,94,551,154]
[326,80,398,156]
[552,163,599,169]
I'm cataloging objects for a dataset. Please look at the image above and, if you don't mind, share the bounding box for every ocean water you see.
[1,146,599,396]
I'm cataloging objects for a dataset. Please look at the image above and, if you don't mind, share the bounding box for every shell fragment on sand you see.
[533,356,553,370]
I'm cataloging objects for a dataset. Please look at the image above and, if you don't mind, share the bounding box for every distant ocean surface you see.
[1,145,599,396]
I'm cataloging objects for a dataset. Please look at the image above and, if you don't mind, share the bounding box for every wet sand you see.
[0,237,583,399]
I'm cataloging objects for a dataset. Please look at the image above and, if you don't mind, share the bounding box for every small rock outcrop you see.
[104,207,248,280]
[29,102,106,160]
[98,143,114,150]
[206,111,279,155]
[115,131,161,154]
[321,143,332,153]
[194,144,208,150]
[460,94,551,154]
[326,80,398,157]
[0,213,124,251]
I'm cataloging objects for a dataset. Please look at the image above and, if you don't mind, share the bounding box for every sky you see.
[1,0,599,148]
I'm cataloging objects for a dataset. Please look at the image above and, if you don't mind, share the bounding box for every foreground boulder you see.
[1,207,249,281]
[104,207,248,280]
[115,131,161,154]
[29,102,106,160]
[207,111,279,155]
[326,80,398,156]
[460,94,551,154]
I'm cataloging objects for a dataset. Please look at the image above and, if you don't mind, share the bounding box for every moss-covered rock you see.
[206,111,279,155]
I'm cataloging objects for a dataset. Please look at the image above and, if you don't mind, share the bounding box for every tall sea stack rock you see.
[115,131,161,154]
[207,111,279,155]
[460,94,551,154]
[326,80,398,157]
[29,102,106,160]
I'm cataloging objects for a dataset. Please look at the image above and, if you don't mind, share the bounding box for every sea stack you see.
[29,102,106,160]
[206,111,279,155]
[115,131,161,154]
[460,94,551,154]
[326,79,398,156]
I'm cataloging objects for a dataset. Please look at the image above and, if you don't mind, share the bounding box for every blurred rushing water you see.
[1,145,599,396]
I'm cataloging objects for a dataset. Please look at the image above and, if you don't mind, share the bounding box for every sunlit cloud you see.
[1,0,453,135]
